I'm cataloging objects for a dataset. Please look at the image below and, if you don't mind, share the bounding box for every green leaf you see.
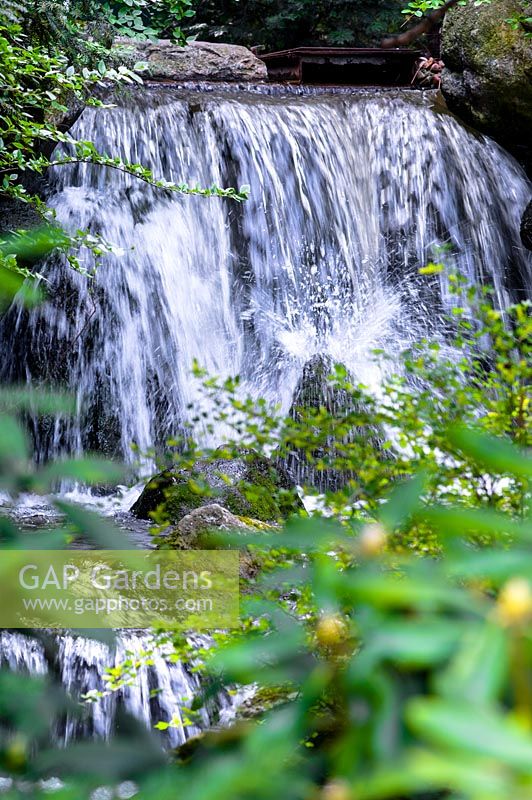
[36,727,166,779]
[0,387,75,415]
[0,226,69,262]
[0,264,42,308]
[350,751,508,799]
[424,505,530,541]
[201,514,350,553]
[0,414,29,466]
[435,623,509,704]
[407,698,532,772]
[2,529,69,550]
[379,472,427,532]
[340,569,477,614]
[0,672,75,739]
[53,500,135,549]
[0,515,23,544]
[208,625,306,684]
[418,262,444,275]
[351,618,462,674]
[447,545,532,582]
[448,426,532,478]
[36,457,125,489]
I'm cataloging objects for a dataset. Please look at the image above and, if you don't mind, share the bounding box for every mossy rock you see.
[237,685,297,720]
[158,503,267,548]
[156,503,270,579]
[441,0,532,172]
[174,721,254,764]
[173,686,295,764]
[131,449,301,524]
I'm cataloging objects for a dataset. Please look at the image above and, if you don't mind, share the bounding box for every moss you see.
[133,471,215,524]
[225,477,280,521]
[478,24,519,61]
[443,0,523,65]
[441,0,532,171]
[236,458,301,521]
[476,0,523,60]
[162,480,207,522]
[238,685,296,719]
[132,450,300,524]
[235,515,275,530]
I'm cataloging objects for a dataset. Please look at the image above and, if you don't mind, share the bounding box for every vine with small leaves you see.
[0,8,246,285]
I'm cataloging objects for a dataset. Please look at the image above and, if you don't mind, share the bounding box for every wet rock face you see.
[441,0,532,173]
[284,354,354,493]
[521,199,532,250]
[284,354,385,493]
[113,39,267,82]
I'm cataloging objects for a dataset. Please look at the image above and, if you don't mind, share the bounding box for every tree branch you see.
[381,0,460,49]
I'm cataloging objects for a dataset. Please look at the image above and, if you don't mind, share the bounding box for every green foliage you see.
[189,458,532,800]
[0,12,134,272]
[505,9,532,37]
[180,275,530,547]
[102,0,196,42]
[400,0,488,20]
[190,0,403,51]
[5,0,193,52]
[191,0,532,48]
[3,432,527,798]
[0,6,248,291]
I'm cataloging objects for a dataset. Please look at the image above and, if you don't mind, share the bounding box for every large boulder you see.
[113,39,267,82]
[131,449,300,523]
[441,0,532,172]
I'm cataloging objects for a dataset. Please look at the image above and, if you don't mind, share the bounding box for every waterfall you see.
[0,630,245,747]
[0,83,530,745]
[0,85,529,464]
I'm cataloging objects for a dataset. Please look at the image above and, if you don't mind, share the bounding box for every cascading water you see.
[0,630,246,747]
[1,85,529,465]
[0,83,530,745]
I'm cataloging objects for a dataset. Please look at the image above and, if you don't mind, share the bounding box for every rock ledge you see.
[114,39,267,83]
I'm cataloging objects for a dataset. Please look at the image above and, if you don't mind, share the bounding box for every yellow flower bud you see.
[5,735,27,770]
[497,578,532,626]
[320,779,352,800]
[315,614,348,648]
[359,523,387,556]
